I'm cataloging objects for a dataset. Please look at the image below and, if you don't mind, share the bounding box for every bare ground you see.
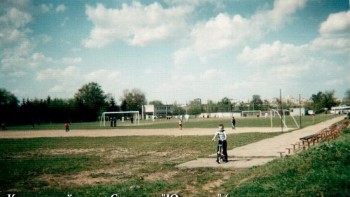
[0,127,288,139]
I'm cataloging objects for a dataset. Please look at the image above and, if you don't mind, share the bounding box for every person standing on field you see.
[231,116,236,130]
[178,118,183,130]
[65,122,70,132]
[212,124,228,163]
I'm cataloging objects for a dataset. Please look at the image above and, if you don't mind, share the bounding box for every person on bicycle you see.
[212,124,228,163]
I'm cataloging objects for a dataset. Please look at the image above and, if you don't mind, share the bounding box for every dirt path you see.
[177,116,344,169]
[0,127,289,139]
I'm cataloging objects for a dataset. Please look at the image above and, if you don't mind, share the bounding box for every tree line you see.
[1,82,349,126]
[0,82,146,126]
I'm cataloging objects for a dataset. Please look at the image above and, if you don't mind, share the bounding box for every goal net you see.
[241,110,262,117]
[270,109,300,130]
[100,111,140,126]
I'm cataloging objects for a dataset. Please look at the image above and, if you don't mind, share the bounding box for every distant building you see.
[331,105,350,114]
[290,108,306,116]
[192,98,202,105]
[142,104,173,119]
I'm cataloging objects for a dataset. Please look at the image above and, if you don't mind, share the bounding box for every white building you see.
[290,108,306,116]
[142,104,173,119]
[331,105,350,114]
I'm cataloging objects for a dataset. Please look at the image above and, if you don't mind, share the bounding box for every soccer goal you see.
[270,109,300,130]
[100,111,140,126]
[241,110,262,117]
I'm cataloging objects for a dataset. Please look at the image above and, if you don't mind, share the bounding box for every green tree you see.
[0,88,18,108]
[343,89,350,105]
[149,100,163,105]
[187,99,202,115]
[187,104,202,115]
[262,99,270,111]
[217,97,232,112]
[172,102,185,115]
[310,91,324,113]
[251,94,263,110]
[105,93,119,112]
[310,90,339,113]
[74,82,107,120]
[120,88,147,112]
[322,90,339,110]
[0,88,19,125]
[203,100,217,113]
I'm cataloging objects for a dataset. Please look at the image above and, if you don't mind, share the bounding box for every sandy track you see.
[177,116,345,169]
[0,127,288,139]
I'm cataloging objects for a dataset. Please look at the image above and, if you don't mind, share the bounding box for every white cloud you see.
[200,69,223,80]
[38,34,52,44]
[319,10,350,35]
[0,7,32,28]
[56,4,67,13]
[44,66,82,95]
[37,67,126,97]
[260,0,308,29]
[40,4,52,13]
[29,52,53,68]
[37,66,80,81]
[62,57,82,65]
[83,2,191,48]
[311,10,350,55]
[164,0,225,10]
[237,41,312,82]
[311,36,350,54]
[235,34,350,97]
[0,1,37,76]
[191,13,257,55]
[173,0,309,63]
[238,41,308,67]
[1,39,35,71]
[173,47,194,67]
[85,69,121,82]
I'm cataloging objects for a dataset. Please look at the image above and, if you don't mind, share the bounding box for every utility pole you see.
[280,89,283,132]
[299,94,302,129]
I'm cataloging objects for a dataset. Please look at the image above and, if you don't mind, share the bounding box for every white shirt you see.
[213,130,227,141]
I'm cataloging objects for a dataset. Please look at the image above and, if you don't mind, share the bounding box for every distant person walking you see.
[1,122,6,130]
[231,116,236,130]
[178,119,183,130]
[65,123,70,132]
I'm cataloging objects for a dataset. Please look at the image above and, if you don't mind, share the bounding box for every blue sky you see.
[1,0,349,104]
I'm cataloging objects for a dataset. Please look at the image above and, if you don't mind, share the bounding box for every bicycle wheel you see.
[217,144,223,164]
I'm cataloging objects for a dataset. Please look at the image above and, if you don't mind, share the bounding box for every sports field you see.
[4,114,333,131]
[0,115,340,196]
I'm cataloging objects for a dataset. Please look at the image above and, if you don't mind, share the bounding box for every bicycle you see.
[216,141,225,164]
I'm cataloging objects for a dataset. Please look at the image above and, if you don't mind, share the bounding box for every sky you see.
[1,0,349,104]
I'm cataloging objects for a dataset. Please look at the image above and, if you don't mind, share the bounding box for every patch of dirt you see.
[202,173,231,191]
[144,171,178,182]
[12,147,131,159]
[36,167,133,186]
[0,127,285,139]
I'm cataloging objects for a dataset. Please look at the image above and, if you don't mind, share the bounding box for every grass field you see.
[0,133,281,196]
[0,114,347,196]
[5,114,337,130]
[225,127,350,196]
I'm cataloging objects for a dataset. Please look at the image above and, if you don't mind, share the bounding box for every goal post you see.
[100,111,140,126]
[271,109,300,130]
[241,110,262,117]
